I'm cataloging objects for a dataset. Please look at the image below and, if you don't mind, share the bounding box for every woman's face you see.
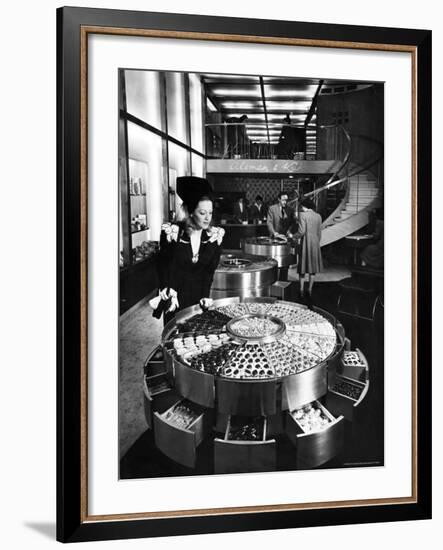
[192,199,213,230]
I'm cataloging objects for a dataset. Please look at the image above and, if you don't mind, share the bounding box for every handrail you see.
[295,132,383,202]
[305,154,383,199]
[287,124,352,206]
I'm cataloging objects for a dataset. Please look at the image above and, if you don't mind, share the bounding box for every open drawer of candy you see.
[214,415,276,474]
[339,349,368,381]
[144,373,171,396]
[142,371,177,430]
[153,399,213,468]
[143,345,167,377]
[285,401,345,468]
[326,374,369,421]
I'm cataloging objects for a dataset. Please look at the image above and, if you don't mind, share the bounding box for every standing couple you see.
[267,191,323,298]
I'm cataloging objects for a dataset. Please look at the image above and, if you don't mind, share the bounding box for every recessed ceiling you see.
[201,73,373,146]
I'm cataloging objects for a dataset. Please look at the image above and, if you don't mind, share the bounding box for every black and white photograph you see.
[118,69,385,479]
[1,0,434,546]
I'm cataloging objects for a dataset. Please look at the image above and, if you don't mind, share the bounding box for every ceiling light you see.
[265,86,318,97]
[212,87,261,96]
[222,101,258,109]
[265,101,312,110]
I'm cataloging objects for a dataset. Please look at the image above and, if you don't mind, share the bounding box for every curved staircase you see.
[320,171,381,247]
[285,128,382,248]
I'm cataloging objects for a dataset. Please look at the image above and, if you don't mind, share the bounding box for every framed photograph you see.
[57,6,431,543]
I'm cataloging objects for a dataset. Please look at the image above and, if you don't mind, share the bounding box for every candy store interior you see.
[118,69,384,478]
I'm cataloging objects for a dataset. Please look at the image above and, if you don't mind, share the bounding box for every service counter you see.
[220,223,268,249]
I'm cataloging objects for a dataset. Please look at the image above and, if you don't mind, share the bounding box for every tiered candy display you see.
[163,300,338,380]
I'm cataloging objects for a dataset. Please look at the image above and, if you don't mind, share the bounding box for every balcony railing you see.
[205,122,316,160]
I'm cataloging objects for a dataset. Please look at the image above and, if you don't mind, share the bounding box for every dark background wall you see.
[316,85,384,184]
[208,175,304,206]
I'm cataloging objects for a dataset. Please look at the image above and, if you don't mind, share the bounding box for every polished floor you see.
[119,274,384,478]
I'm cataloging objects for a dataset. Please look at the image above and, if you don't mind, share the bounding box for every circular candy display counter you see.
[143,297,370,473]
[242,236,295,268]
[211,251,278,299]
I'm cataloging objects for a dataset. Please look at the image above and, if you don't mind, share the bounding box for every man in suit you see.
[277,114,306,159]
[267,191,296,238]
[249,195,267,223]
[267,192,297,281]
[232,197,249,223]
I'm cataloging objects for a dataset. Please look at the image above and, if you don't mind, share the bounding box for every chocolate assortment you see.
[284,330,336,361]
[292,402,333,433]
[228,417,264,441]
[189,343,238,375]
[266,302,304,321]
[342,351,366,367]
[229,316,280,338]
[163,400,201,429]
[177,310,231,333]
[221,344,274,379]
[172,332,232,364]
[331,379,363,400]
[216,303,251,318]
[264,340,317,375]
[245,301,273,315]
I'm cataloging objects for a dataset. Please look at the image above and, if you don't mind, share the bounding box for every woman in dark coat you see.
[157,177,225,319]
[296,198,323,298]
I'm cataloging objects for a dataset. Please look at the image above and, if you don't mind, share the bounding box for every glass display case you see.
[118,68,206,313]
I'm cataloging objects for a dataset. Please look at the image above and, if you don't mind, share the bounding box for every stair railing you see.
[287,124,352,210]
[302,132,383,201]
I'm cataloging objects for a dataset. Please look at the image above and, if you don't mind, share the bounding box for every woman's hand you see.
[159,288,179,312]
[199,298,213,310]
[273,233,287,242]
[166,288,179,313]
[167,295,179,313]
[159,287,170,300]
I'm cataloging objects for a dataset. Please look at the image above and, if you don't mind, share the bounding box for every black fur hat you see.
[176,176,213,213]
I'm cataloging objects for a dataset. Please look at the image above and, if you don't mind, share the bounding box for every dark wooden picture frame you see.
[57,6,431,543]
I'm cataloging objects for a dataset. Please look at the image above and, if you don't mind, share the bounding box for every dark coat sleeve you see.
[157,228,181,291]
[287,207,298,235]
[157,231,171,290]
[201,242,222,298]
